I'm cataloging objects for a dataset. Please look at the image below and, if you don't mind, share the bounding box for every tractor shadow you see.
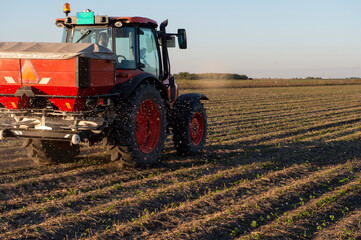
[161,117,361,171]
[204,132,361,171]
[206,137,361,167]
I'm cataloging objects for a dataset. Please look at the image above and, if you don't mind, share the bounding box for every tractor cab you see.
[56,4,187,84]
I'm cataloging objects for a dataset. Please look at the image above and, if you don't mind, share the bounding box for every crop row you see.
[1,85,361,239]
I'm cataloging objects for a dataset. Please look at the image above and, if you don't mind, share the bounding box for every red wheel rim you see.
[190,112,204,146]
[136,100,161,154]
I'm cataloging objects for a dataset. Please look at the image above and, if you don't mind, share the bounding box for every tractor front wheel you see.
[173,100,207,155]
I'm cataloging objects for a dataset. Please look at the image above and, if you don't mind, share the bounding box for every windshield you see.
[63,26,136,69]
[64,26,113,50]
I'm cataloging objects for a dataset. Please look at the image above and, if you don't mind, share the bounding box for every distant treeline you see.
[291,77,361,80]
[174,72,249,80]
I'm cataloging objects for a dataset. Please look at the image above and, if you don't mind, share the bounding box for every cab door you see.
[138,28,161,79]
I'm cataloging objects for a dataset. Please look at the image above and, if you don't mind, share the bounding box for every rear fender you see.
[111,72,168,102]
[174,93,209,107]
[171,93,209,125]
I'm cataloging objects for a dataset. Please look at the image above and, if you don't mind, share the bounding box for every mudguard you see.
[111,72,168,101]
[173,93,208,107]
[171,93,209,125]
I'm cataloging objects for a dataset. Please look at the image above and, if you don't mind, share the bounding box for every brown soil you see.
[1,85,361,239]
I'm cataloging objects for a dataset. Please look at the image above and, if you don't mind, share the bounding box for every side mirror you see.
[177,29,187,49]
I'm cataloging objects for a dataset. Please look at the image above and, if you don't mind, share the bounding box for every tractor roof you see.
[110,17,157,27]
[56,16,158,28]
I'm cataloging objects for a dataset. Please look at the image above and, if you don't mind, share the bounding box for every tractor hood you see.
[0,42,116,60]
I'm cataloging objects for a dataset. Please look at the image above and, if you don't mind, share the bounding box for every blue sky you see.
[1,0,360,78]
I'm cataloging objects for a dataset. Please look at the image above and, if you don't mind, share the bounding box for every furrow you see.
[239,171,361,240]
[97,161,361,240]
[313,209,361,240]
[0,163,222,216]
[214,115,361,147]
[209,100,361,124]
[0,161,288,239]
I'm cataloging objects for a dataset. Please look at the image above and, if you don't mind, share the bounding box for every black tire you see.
[105,82,166,168]
[25,139,80,165]
[173,100,207,155]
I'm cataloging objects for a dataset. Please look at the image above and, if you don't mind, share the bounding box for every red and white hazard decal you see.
[4,60,51,85]
[4,77,16,83]
[19,60,40,84]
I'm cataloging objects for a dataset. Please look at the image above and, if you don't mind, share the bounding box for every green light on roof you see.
[77,12,94,25]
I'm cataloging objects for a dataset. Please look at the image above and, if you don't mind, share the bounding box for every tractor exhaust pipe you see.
[159,19,170,81]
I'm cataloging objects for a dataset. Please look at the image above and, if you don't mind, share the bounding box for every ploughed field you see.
[1,85,361,239]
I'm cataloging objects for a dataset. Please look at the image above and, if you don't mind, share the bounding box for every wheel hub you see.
[136,100,160,154]
[190,112,204,146]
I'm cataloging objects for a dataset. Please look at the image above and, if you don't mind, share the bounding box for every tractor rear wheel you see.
[25,139,80,165]
[105,83,166,168]
[173,100,207,155]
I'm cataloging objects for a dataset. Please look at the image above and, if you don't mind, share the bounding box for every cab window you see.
[114,27,136,69]
[66,26,112,51]
[139,28,160,77]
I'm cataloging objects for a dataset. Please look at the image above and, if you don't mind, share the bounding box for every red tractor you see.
[0,4,208,168]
